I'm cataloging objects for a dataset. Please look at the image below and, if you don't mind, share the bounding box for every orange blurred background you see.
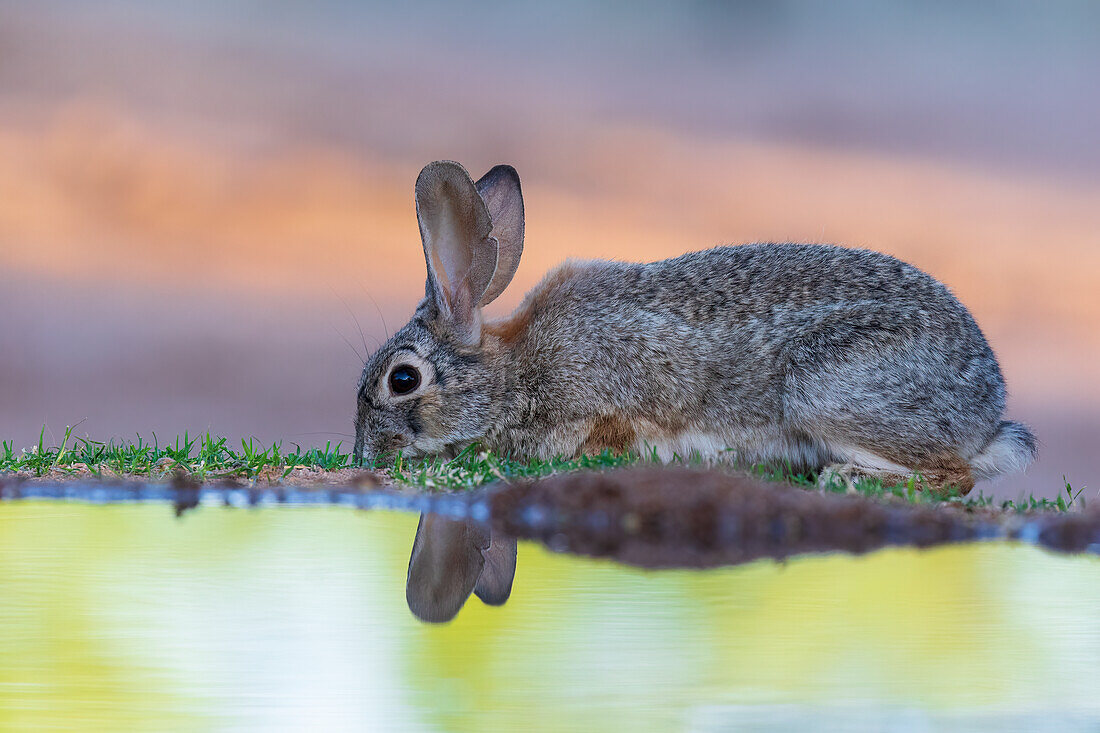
[1,2,1097,498]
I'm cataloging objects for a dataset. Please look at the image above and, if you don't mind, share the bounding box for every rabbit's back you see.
[577,243,983,345]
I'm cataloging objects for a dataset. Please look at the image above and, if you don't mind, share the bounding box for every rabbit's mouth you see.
[354,434,410,467]
[363,439,432,465]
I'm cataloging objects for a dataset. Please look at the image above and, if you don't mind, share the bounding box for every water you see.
[1,502,1099,731]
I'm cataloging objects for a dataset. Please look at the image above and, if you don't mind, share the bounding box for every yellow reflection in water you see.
[1,503,1098,731]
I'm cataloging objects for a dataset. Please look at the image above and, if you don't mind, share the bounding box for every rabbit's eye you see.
[389,364,421,395]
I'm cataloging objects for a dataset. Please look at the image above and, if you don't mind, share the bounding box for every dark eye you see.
[389,364,421,395]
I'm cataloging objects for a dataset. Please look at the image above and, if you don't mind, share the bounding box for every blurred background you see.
[1,1,1097,499]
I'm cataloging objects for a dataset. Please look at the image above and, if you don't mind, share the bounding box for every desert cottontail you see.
[354,161,1036,494]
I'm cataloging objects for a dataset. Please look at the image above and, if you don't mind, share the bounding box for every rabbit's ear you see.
[415,161,499,344]
[406,514,486,623]
[475,165,524,306]
[473,532,517,606]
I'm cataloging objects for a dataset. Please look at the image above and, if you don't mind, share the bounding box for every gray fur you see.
[354,161,1036,493]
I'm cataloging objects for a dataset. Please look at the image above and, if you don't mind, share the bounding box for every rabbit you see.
[353,160,1036,494]
[406,513,517,623]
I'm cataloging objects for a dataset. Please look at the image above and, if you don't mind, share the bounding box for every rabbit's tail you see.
[969,420,1038,481]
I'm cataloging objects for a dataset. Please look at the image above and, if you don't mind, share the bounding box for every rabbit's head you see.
[354,161,524,465]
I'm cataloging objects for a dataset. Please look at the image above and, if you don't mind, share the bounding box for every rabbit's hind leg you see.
[784,306,987,497]
[815,444,911,492]
[816,445,974,496]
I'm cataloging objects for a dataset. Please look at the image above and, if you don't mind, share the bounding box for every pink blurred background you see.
[1,1,1097,499]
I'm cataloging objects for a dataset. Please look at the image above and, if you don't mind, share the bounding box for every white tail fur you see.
[969,421,1037,481]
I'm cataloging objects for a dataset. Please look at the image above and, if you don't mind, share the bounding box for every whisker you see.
[332,324,364,363]
[362,288,390,340]
[333,290,377,353]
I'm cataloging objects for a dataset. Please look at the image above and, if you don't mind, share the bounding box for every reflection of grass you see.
[0,429,1081,512]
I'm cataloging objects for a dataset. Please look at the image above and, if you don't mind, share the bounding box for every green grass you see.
[0,428,1083,513]
[1,428,351,483]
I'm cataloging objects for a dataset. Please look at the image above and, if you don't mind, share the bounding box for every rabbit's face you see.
[353,160,524,465]
[353,310,499,465]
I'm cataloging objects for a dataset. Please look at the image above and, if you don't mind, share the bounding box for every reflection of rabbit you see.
[354,161,1036,494]
[406,514,517,623]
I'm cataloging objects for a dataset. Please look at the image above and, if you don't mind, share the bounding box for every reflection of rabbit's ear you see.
[474,532,517,607]
[475,165,524,307]
[406,514,485,623]
[415,161,498,344]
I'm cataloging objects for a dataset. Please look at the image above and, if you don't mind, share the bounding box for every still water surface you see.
[1,503,1098,731]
